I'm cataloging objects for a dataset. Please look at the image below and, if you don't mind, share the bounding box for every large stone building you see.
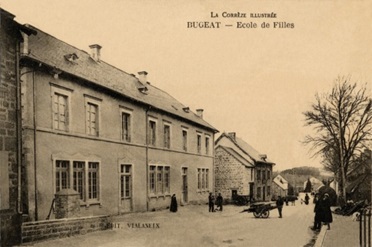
[1,9,218,227]
[214,132,275,202]
[0,9,35,246]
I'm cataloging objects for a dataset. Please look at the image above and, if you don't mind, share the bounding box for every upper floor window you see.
[182,129,188,151]
[85,95,101,136]
[205,136,210,155]
[148,120,157,146]
[197,134,202,154]
[53,93,69,131]
[51,84,72,132]
[121,111,131,142]
[257,170,261,181]
[164,124,171,148]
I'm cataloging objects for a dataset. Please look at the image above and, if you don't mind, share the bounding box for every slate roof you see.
[22,25,218,133]
[217,145,254,167]
[216,132,275,165]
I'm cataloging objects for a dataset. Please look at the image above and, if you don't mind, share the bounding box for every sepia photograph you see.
[0,1,371,246]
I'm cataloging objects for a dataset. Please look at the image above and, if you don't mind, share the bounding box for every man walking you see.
[208,192,215,212]
[276,195,284,218]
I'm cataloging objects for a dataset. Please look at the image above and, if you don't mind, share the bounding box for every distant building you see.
[303,176,323,192]
[272,174,288,197]
[214,132,275,202]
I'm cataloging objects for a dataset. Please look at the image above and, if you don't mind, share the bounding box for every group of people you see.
[276,193,333,231]
[209,192,224,212]
[169,192,224,213]
[312,193,333,231]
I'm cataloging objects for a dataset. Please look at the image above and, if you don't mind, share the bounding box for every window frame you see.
[53,156,101,206]
[182,128,188,152]
[120,107,133,142]
[84,95,102,137]
[148,118,157,146]
[197,133,202,154]
[205,135,210,155]
[148,164,170,196]
[163,122,171,149]
[50,84,72,132]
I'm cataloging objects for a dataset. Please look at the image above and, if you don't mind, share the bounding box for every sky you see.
[1,0,371,171]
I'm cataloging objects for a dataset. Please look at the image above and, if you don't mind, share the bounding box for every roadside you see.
[19,203,318,247]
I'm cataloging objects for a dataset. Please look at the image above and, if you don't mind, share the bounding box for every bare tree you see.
[303,77,372,199]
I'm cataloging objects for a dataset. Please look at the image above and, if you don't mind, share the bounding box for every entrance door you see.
[182,167,188,203]
[120,164,132,213]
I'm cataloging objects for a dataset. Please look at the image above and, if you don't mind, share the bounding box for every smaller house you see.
[303,176,323,193]
[272,175,288,197]
[214,132,275,202]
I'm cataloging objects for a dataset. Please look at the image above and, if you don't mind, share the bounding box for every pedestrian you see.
[311,194,322,231]
[276,195,284,218]
[170,194,178,212]
[305,193,310,205]
[320,193,333,230]
[216,193,223,211]
[208,192,215,212]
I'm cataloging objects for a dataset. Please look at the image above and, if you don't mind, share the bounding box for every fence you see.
[360,207,371,247]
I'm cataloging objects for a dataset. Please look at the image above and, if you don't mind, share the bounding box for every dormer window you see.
[64,53,79,63]
[138,86,148,94]
[182,107,190,113]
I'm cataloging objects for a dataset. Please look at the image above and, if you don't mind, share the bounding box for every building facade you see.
[214,132,275,202]
[17,25,217,221]
[0,9,35,246]
[272,174,288,198]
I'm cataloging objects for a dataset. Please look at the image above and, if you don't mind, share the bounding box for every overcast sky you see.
[2,0,371,171]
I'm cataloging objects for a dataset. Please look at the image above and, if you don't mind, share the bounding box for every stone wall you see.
[21,215,112,243]
[0,10,22,247]
[215,146,248,201]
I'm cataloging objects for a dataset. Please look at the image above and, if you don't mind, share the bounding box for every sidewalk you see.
[314,213,359,247]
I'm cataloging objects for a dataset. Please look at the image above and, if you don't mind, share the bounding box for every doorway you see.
[182,167,188,203]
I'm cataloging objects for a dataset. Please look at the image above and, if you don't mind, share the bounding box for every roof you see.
[273,175,288,190]
[22,25,217,133]
[216,132,274,165]
[216,145,254,167]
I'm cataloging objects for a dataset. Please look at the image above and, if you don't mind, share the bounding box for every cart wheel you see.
[253,211,261,218]
[261,210,270,218]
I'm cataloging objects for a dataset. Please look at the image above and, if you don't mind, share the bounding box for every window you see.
[164,124,171,148]
[257,170,261,181]
[73,161,85,200]
[149,165,170,195]
[197,168,209,191]
[267,186,271,196]
[88,162,99,200]
[53,93,69,131]
[182,130,188,151]
[86,103,99,136]
[148,120,156,146]
[205,136,210,155]
[84,95,101,136]
[262,169,266,181]
[257,187,261,199]
[267,170,271,180]
[122,112,131,142]
[197,134,201,154]
[120,165,132,199]
[56,160,69,192]
[55,159,100,203]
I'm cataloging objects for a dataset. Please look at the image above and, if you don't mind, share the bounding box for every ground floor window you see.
[257,187,261,199]
[120,164,132,200]
[55,159,100,203]
[149,165,170,195]
[197,168,209,191]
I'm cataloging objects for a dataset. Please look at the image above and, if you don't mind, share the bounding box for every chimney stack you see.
[227,132,236,141]
[89,44,102,61]
[138,71,148,84]
[196,109,204,118]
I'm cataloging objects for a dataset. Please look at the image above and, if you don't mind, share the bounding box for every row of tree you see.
[303,77,372,200]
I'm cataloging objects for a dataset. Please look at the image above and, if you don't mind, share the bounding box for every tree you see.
[304,178,312,192]
[303,77,372,199]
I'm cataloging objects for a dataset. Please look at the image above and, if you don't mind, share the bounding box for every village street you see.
[21,202,322,247]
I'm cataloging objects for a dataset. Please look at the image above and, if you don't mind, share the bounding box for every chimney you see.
[259,154,267,161]
[196,109,204,118]
[227,132,236,141]
[138,71,148,84]
[89,44,102,61]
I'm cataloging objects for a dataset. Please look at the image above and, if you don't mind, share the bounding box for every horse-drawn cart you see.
[241,202,277,218]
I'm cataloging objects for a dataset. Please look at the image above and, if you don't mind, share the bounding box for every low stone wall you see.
[21,215,112,243]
